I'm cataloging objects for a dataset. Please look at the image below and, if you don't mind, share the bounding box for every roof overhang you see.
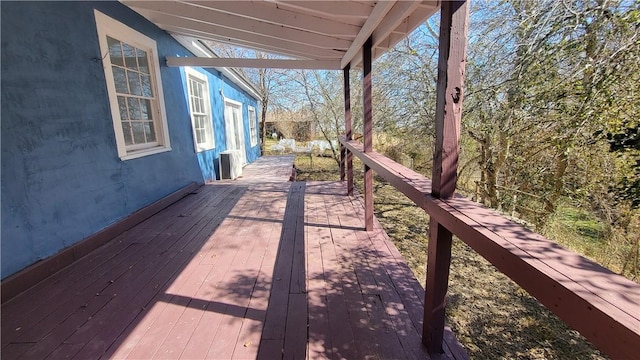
[121,1,440,70]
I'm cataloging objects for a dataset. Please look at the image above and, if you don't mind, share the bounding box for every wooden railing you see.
[339,136,640,360]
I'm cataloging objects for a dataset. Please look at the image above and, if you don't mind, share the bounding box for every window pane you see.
[122,122,133,145]
[197,115,206,129]
[144,121,156,143]
[196,96,203,113]
[127,97,141,120]
[196,129,204,144]
[113,66,128,94]
[132,122,145,144]
[190,96,197,114]
[122,42,137,70]
[140,74,152,97]
[137,48,149,74]
[127,70,142,96]
[117,96,129,120]
[140,99,152,120]
[198,98,205,113]
[107,37,124,67]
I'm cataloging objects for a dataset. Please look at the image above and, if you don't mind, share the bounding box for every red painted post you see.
[362,37,374,231]
[423,1,469,354]
[344,64,354,196]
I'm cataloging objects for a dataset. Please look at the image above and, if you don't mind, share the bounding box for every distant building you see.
[265,109,316,141]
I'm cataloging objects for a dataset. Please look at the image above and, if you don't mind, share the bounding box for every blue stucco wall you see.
[179,67,261,182]
[1,1,259,279]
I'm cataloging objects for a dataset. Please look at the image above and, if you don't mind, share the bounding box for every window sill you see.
[195,145,216,153]
[120,146,172,161]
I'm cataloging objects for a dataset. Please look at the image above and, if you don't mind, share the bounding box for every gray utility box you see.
[219,150,242,180]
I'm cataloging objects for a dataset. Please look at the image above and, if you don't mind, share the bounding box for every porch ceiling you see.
[121,1,440,69]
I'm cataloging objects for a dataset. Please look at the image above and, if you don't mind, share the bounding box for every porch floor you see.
[1,156,465,359]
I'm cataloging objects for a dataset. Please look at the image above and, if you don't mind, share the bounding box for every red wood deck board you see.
[317,197,359,359]
[180,183,289,360]
[231,268,273,359]
[3,185,211,304]
[282,293,307,359]
[104,191,246,360]
[101,188,246,359]
[315,182,430,359]
[305,188,333,360]
[230,198,286,359]
[6,189,230,359]
[122,183,284,360]
[326,185,407,359]
[70,187,239,358]
[67,195,244,360]
[257,339,284,360]
[126,264,215,360]
[204,193,279,360]
[0,189,221,349]
[260,183,302,342]
[1,186,227,346]
[333,185,417,358]
[290,183,307,295]
[172,187,281,359]
[2,156,477,360]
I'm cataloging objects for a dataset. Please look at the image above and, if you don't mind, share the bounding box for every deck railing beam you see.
[339,137,640,360]
[423,1,469,354]
[362,36,374,231]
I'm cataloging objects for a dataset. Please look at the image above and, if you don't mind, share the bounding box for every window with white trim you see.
[248,106,258,147]
[95,10,171,160]
[185,68,214,152]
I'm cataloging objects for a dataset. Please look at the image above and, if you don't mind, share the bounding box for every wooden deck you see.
[1,155,465,360]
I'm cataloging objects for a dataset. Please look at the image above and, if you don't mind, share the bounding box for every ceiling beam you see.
[350,1,422,68]
[125,1,353,50]
[183,0,361,37]
[372,1,422,48]
[136,12,347,59]
[166,57,342,70]
[275,1,374,18]
[355,2,439,68]
[340,1,396,69]
[160,25,343,60]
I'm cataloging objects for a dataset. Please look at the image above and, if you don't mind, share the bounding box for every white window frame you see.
[185,67,215,152]
[94,10,171,160]
[248,106,258,147]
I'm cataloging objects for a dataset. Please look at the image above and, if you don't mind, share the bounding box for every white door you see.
[224,99,246,165]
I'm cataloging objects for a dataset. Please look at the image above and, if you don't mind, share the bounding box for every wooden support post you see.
[423,1,469,354]
[362,37,374,231]
[344,64,354,196]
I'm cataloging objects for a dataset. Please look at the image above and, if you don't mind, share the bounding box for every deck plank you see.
[104,191,244,360]
[1,157,471,360]
[317,191,358,360]
[0,188,223,350]
[12,188,234,359]
[326,184,407,359]
[305,188,333,360]
[205,190,279,360]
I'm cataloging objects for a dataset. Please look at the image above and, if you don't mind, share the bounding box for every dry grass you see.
[293,154,605,360]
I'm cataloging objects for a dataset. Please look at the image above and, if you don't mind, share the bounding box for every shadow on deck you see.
[1,156,465,359]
